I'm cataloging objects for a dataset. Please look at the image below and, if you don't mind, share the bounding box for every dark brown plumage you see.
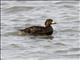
[19,19,56,35]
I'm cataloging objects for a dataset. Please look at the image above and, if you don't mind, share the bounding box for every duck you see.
[18,19,56,35]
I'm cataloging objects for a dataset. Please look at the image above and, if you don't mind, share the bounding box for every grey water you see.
[1,1,80,60]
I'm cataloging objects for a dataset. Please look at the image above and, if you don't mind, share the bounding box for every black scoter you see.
[19,19,56,35]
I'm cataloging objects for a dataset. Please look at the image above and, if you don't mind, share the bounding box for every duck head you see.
[45,19,56,27]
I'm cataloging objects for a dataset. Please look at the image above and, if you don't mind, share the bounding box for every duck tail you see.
[19,29,24,32]
[18,30,26,35]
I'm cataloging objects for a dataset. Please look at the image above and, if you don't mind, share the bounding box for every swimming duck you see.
[19,19,56,35]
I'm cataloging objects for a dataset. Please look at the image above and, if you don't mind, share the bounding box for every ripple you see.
[61,54,80,58]
[55,47,80,53]
[69,48,80,51]
[4,6,35,13]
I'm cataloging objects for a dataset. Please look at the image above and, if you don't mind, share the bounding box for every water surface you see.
[1,1,80,60]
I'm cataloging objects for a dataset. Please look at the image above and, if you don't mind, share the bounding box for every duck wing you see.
[30,26,53,35]
[29,26,45,33]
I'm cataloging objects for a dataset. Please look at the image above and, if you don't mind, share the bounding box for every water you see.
[1,1,80,60]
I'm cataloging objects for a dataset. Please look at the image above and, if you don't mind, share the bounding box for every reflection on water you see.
[1,1,80,60]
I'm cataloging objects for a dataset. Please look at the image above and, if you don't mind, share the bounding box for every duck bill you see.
[52,22,56,24]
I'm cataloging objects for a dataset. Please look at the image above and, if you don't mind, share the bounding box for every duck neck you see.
[45,25,51,27]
